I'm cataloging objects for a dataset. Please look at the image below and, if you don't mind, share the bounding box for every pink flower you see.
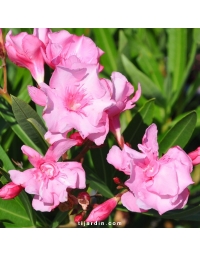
[41,30,104,71]
[28,64,114,145]
[107,124,194,215]
[0,182,23,199]
[101,72,141,146]
[8,139,86,212]
[5,30,46,84]
[188,147,200,165]
[85,196,120,222]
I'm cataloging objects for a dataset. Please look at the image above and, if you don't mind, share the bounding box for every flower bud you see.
[74,214,84,223]
[113,177,121,185]
[85,196,120,222]
[69,132,85,146]
[188,147,200,165]
[0,182,23,199]
[74,211,85,223]
[5,30,45,84]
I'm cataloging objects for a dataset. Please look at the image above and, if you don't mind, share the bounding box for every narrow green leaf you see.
[11,95,46,128]
[0,167,11,181]
[144,204,200,221]
[90,145,114,187]
[93,28,118,74]
[0,145,15,171]
[118,30,128,53]
[0,98,41,152]
[51,211,69,228]
[0,167,36,227]
[0,197,35,228]
[121,54,165,107]
[182,28,198,83]
[0,166,36,227]
[123,99,155,149]
[167,28,187,105]
[17,192,36,227]
[159,111,197,155]
[83,164,114,198]
[11,96,47,154]
[12,124,42,153]
[27,118,48,149]
[136,53,164,91]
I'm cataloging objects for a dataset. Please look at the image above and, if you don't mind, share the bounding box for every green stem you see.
[1,92,12,104]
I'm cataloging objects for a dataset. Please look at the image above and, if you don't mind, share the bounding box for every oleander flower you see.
[5,30,46,84]
[101,72,141,146]
[0,182,23,199]
[107,123,194,215]
[41,29,104,71]
[8,140,86,212]
[28,64,114,145]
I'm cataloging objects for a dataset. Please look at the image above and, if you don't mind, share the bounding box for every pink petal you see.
[111,72,134,102]
[21,145,42,167]
[32,194,59,212]
[9,169,34,187]
[45,138,77,162]
[121,192,147,212]
[161,146,194,193]
[107,145,132,175]
[33,28,51,46]
[58,162,86,189]
[138,123,158,159]
[28,86,47,106]
[146,163,179,196]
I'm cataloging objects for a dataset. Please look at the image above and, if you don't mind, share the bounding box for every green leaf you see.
[183,29,199,83]
[123,99,155,149]
[0,145,15,171]
[11,95,45,128]
[27,118,48,149]
[121,54,165,107]
[0,167,11,181]
[0,197,35,228]
[159,111,197,155]
[17,192,36,227]
[167,28,187,105]
[93,28,118,74]
[0,98,41,152]
[51,211,69,228]
[0,167,36,227]
[11,96,47,154]
[144,204,200,221]
[136,53,164,91]
[90,145,115,188]
[193,28,200,44]
[118,30,128,53]
[83,164,114,198]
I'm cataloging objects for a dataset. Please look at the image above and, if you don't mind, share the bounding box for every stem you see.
[1,91,12,104]
[0,28,11,105]
[72,140,93,162]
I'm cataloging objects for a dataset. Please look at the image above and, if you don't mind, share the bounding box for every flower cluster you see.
[107,124,194,214]
[0,28,195,222]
